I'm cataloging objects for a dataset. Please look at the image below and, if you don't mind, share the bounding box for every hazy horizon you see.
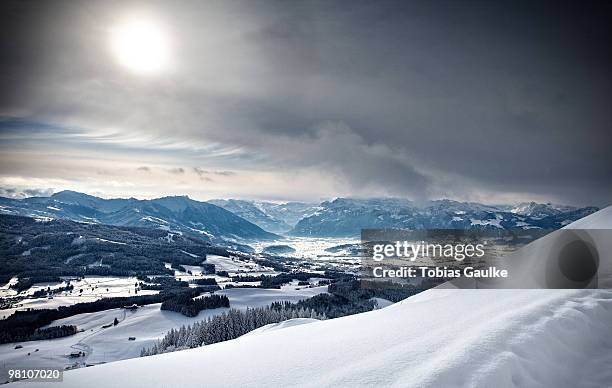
[0,187,602,209]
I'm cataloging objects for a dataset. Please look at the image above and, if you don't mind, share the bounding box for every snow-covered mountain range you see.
[290,198,598,236]
[0,191,277,242]
[0,192,598,241]
[509,201,577,219]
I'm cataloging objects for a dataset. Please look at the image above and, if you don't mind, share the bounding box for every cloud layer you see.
[0,0,611,205]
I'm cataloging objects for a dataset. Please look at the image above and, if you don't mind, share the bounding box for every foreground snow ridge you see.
[44,289,612,388]
[45,207,612,388]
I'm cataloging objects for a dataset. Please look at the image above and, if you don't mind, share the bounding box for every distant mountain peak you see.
[51,190,95,198]
[159,195,190,200]
[208,198,318,234]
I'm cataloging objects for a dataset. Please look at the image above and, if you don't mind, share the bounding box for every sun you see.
[110,19,170,74]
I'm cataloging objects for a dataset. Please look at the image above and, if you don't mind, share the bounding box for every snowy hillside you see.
[48,206,612,388]
[0,286,327,379]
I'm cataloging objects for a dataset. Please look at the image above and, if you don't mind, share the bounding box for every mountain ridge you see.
[290,197,598,236]
[0,191,598,239]
[0,192,277,242]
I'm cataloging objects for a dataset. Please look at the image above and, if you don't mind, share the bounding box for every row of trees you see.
[229,271,349,289]
[28,325,78,341]
[141,302,325,356]
[191,278,218,286]
[31,284,74,298]
[290,278,423,318]
[138,276,188,290]
[160,294,230,317]
[10,276,65,293]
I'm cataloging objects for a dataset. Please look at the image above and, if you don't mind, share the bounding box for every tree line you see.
[28,325,78,341]
[141,301,325,356]
[160,294,229,317]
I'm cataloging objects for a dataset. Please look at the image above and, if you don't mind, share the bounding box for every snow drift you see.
[36,207,612,388]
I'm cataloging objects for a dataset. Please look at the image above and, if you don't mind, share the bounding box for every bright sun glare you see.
[110,20,169,74]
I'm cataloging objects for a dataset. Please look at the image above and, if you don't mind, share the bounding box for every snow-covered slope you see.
[0,287,327,380]
[47,207,612,388]
[563,204,612,229]
[241,317,319,337]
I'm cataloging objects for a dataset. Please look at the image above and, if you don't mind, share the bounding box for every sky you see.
[0,0,610,206]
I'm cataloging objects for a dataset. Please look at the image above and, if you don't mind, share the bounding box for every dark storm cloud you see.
[0,0,610,205]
